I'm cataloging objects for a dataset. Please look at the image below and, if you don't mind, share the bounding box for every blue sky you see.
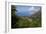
[15,5,41,16]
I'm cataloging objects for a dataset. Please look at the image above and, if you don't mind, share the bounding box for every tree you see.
[11,5,16,16]
[11,5,17,28]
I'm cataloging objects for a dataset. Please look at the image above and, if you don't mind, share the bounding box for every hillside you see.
[11,5,41,28]
[12,10,41,28]
[14,11,41,28]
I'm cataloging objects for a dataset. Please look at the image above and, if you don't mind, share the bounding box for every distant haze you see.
[15,5,41,16]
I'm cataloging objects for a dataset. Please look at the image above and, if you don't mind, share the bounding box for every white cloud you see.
[28,7,35,11]
[28,7,40,15]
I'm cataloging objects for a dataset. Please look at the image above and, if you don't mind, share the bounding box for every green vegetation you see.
[15,16,41,28]
[11,5,41,28]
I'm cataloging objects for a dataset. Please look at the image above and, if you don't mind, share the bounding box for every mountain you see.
[28,10,41,19]
[14,11,41,28]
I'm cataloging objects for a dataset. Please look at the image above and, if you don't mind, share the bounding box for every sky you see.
[15,5,41,16]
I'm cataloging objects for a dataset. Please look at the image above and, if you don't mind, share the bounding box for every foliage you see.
[11,5,41,28]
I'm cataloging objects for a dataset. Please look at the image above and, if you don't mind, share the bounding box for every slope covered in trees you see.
[11,5,41,28]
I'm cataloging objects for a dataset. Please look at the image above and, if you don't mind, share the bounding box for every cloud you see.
[28,7,40,14]
[28,7,35,11]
